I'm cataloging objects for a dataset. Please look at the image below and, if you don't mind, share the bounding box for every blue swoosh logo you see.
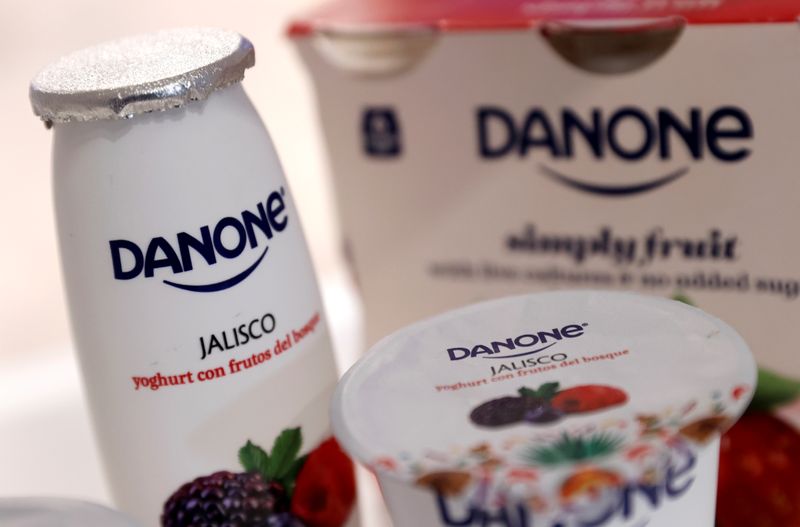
[163,246,269,293]
[540,164,689,197]
[482,342,557,359]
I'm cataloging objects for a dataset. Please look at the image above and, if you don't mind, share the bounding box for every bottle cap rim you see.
[30,28,254,126]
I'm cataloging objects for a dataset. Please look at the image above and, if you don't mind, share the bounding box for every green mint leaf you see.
[287,454,308,480]
[536,382,560,401]
[281,454,309,498]
[671,293,695,306]
[520,383,560,400]
[266,428,303,480]
[239,440,269,475]
[750,368,800,411]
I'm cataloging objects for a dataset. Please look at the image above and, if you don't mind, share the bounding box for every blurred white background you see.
[0,0,374,518]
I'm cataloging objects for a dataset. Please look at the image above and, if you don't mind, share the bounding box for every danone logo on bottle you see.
[447,323,587,361]
[109,187,288,292]
[477,105,753,196]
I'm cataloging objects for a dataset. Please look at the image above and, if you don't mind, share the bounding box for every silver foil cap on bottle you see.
[29,28,255,126]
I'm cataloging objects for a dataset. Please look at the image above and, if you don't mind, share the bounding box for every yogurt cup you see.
[332,291,756,527]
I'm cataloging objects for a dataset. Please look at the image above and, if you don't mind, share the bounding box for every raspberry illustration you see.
[291,438,356,527]
[162,471,288,526]
[550,385,628,414]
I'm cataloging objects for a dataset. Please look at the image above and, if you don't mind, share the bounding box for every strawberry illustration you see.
[551,385,628,414]
[291,437,356,527]
[717,411,800,527]
[716,368,800,527]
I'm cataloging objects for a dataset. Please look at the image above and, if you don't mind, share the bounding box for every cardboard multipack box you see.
[290,1,800,520]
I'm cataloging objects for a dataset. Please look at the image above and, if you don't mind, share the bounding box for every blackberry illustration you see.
[267,512,307,526]
[470,383,561,428]
[161,429,309,527]
[523,404,564,424]
[161,471,288,526]
[470,396,530,427]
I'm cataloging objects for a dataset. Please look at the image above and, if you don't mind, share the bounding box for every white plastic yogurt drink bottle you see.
[332,291,756,527]
[30,29,357,527]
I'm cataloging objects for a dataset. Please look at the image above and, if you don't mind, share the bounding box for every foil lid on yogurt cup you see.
[30,28,254,126]
[332,291,755,519]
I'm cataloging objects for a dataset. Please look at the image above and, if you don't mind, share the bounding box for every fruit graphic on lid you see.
[550,385,628,415]
[524,432,624,468]
[560,468,624,504]
[470,382,628,428]
[161,429,355,527]
[470,396,538,427]
[679,415,729,444]
[415,471,472,497]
